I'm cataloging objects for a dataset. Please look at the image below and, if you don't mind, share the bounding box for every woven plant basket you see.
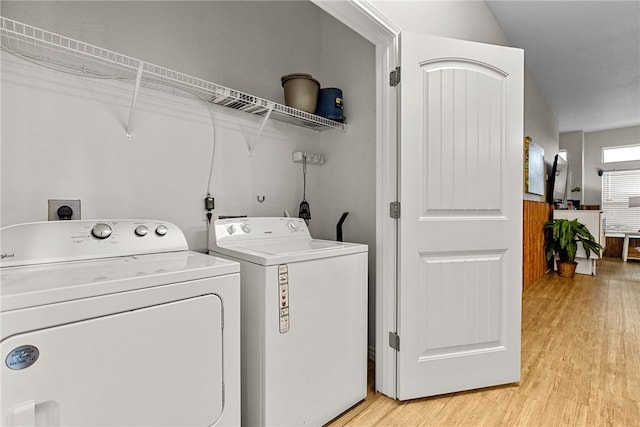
[557,261,578,278]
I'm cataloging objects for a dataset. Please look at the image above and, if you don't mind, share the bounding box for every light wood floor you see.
[327,257,640,426]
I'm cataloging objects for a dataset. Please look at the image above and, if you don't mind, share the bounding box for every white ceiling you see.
[485,0,640,133]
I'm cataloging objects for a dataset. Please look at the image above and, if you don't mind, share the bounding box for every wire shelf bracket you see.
[0,16,347,139]
[125,63,144,140]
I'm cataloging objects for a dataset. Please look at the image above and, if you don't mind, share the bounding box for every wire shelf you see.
[0,16,346,132]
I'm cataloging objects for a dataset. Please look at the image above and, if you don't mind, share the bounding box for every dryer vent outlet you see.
[48,199,81,221]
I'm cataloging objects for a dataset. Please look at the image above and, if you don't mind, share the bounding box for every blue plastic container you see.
[315,88,344,122]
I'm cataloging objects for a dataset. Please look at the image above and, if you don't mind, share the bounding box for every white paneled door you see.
[397,32,524,400]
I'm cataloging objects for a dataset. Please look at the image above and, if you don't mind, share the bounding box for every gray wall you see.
[582,125,640,206]
[523,72,560,202]
[561,126,640,207]
[1,1,375,252]
[559,131,585,203]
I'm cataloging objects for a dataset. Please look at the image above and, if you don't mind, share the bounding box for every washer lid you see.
[214,239,367,266]
[209,217,367,265]
[239,239,345,255]
[1,251,239,312]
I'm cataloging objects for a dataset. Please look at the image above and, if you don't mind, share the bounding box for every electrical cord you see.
[201,97,217,253]
[303,153,307,200]
[203,101,217,197]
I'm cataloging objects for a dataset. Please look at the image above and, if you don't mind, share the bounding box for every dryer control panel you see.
[0,220,188,267]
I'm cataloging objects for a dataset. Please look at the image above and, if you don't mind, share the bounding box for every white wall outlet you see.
[292,151,305,163]
[48,199,81,221]
[292,151,327,165]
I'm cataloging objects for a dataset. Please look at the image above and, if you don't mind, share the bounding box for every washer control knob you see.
[227,225,236,235]
[287,220,299,231]
[91,223,112,239]
[155,225,168,236]
[134,225,149,237]
[241,224,252,234]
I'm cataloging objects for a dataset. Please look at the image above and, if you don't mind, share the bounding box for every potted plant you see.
[544,218,604,278]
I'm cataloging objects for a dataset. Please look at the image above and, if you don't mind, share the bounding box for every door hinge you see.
[389,66,400,87]
[389,332,400,351]
[389,201,400,219]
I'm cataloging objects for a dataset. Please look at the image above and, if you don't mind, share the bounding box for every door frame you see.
[311,0,400,398]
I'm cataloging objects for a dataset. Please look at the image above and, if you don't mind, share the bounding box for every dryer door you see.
[1,294,224,426]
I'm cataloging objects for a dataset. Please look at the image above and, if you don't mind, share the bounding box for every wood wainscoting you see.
[523,200,552,290]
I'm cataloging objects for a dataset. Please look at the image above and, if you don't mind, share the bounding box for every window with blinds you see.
[601,169,640,233]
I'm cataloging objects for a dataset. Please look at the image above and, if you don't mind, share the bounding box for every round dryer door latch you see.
[91,223,112,239]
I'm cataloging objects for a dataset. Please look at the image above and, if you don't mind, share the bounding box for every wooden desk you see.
[622,232,640,262]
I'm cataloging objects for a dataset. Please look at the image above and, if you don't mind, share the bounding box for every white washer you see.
[209,217,367,426]
[1,220,240,426]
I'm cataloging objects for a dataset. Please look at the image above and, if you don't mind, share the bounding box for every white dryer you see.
[209,217,367,426]
[1,220,240,426]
